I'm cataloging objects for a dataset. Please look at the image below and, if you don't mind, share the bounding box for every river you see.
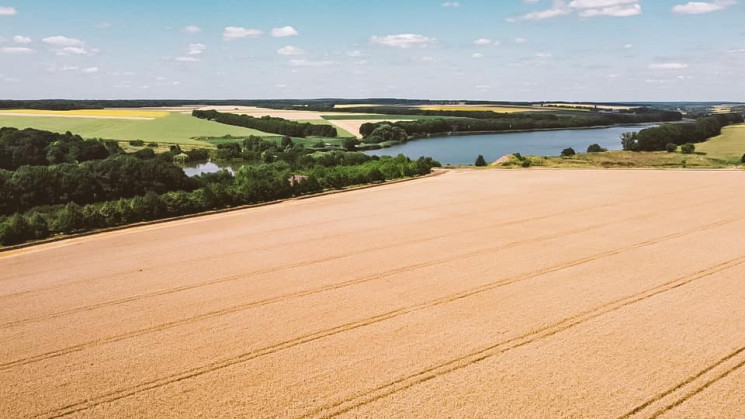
[363,125,653,165]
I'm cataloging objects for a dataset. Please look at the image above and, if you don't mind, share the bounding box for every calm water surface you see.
[364,125,654,165]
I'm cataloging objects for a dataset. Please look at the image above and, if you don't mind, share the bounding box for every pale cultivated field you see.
[329,119,413,138]
[0,109,170,120]
[2,169,745,418]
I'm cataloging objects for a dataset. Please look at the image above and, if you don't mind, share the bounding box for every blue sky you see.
[0,0,743,101]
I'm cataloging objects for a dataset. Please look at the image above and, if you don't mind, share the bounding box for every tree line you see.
[192,110,337,138]
[621,113,743,151]
[359,110,682,140]
[0,128,439,246]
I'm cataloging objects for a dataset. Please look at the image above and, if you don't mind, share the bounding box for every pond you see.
[364,125,654,165]
[182,161,236,177]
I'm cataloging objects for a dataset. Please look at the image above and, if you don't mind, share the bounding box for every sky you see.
[0,0,743,101]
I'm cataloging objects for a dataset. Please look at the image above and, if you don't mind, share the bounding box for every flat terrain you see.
[0,112,271,145]
[2,169,745,418]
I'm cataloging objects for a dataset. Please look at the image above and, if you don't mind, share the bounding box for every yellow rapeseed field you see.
[0,108,169,119]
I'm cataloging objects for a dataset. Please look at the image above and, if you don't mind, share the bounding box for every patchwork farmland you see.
[2,169,745,417]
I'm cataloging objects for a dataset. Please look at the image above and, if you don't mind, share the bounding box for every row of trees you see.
[621,113,743,151]
[0,128,120,170]
[192,110,337,138]
[360,111,683,140]
[0,154,439,246]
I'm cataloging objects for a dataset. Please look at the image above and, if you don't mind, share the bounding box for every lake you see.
[364,125,654,165]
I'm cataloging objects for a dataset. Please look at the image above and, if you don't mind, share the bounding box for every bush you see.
[475,154,487,166]
[586,144,607,153]
[561,147,576,157]
[666,143,677,153]
[741,153,745,164]
[681,143,695,154]
[512,152,524,161]
[147,142,158,148]
[521,159,532,168]
[129,139,145,146]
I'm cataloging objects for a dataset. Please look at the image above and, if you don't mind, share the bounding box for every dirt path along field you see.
[2,169,745,417]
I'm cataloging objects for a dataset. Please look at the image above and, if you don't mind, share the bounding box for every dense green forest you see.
[0,129,438,246]
[621,113,743,151]
[359,110,682,143]
[192,109,337,137]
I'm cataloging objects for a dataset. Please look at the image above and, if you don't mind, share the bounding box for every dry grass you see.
[2,170,745,417]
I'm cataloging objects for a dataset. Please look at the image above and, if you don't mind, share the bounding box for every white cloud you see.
[175,56,200,62]
[0,46,32,54]
[649,62,689,69]
[624,43,633,49]
[277,45,304,56]
[511,0,642,21]
[514,37,528,44]
[95,22,112,29]
[188,43,206,55]
[271,26,298,37]
[82,67,99,74]
[442,2,460,7]
[472,52,484,58]
[0,6,16,15]
[223,26,262,41]
[42,35,84,47]
[370,34,435,48]
[473,38,492,45]
[347,50,363,57]
[672,0,737,14]
[12,35,30,43]
[60,65,79,72]
[184,25,201,34]
[579,3,641,17]
[288,59,334,67]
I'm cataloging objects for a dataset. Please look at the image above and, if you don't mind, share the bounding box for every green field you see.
[696,124,745,161]
[0,113,272,145]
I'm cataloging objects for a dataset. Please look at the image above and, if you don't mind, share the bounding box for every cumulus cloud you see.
[175,56,200,62]
[184,25,201,34]
[0,6,16,15]
[649,62,689,69]
[12,35,30,43]
[188,43,206,55]
[82,67,99,74]
[370,34,435,48]
[42,35,84,47]
[271,26,298,37]
[514,37,528,44]
[95,22,112,29]
[473,38,493,45]
[472,52,484,58]
[510,0,641,21]
[277,45,304,56]
[223,26,262,41]
[0,46,32,54]
[288,59,334,67]
[672,0,737,14]
[442,2,460,7]
[624,43,634,49]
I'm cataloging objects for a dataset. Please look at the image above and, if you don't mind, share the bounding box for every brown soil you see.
[2,169,744,418]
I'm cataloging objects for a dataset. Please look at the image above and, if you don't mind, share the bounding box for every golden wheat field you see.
[2,169,745,418]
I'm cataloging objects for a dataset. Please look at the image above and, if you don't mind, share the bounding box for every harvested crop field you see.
[2,169,745,418]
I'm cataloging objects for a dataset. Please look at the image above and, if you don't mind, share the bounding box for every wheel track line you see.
[0,181,595,294]
[648,357,745,418]
[1,184,724,329]
[312,255,745,418]
[620,346,745,418]
[0,211,649,370]
[0,203,722,369]
[33,220,743,418]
